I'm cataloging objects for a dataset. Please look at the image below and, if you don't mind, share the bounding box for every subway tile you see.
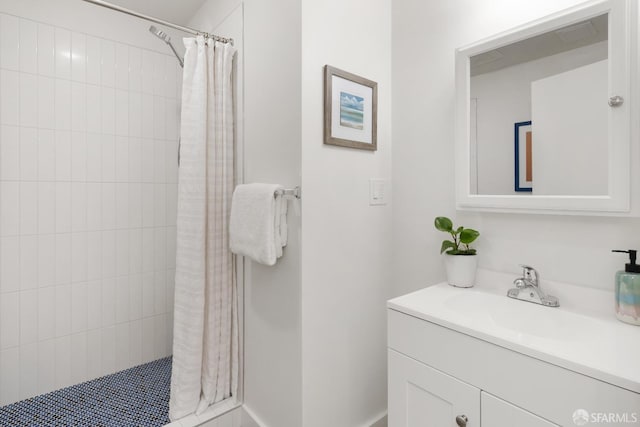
[20,236,38,290]
[141,139,154,183]
[0,347,20,406]
[71,32,86,83]
[115,276,129,324]
[128,46,142,93]
[101,326,116,375]
[86,232,102,281]
[37,338,55,394]
[70,332,88,385]
[86,133,102,182]
[166,227,177,270]
[115,43,128,90]
[19,289,38,344]
[19,182,38,235]
[37,287,55,340]
[55,130,72,181]
[55,79,72,130]
[0,292,19,349]
[128,228,142,274]
[19,19,38,74]
[128,92,142,138]
[154,314,167,358]
[141,272,154,318]
[164,55,177,99]
[55,182,71,233]
[85,36,101,85]
[115,90,129,137]
[19,73,38,128]
[87,183,102,232]
[0,125,19,180]
[141,183,155,227]
[128,274,142,321]
[71,182,87,232]
[166,98,179,141]
[153,96,166,140]
[0,15,19,71]
[86,280,101,330]
[86,85,101,133]
[154,271,166,316]
[101,86,116,135]
[141,316,154,363]
[71,131,87,182]
[54,335,72,388]
[0,236,20,293]
[142,228,154,272]
[115,228,129,276]
[37,234,55,288]
[116,184,129,229]
[166,183,178,226]
[166,270,175,313]
[1,70,19,125]
[71,282,88,334]
[19,343,38,400]
[128,319,142,367]
[101,134,115,182]
[38,183,55,235]
[54,28,71,79]
[37,76,55,129]
[154,227,166,272]
[0,181,19,236]
[19,127,38,181]
[115,136,129,182]
[101,39,115,88]
[54,233,71,285]
[37,24,55,77]
[55,284,72,337]
[154,141,166,184]
[101,183,116,230]
[101,230,116,278]
[71,231,88,283]
[128,183,142,228]
[37,129,55,180]
[114,322,129,372]
[128,137,142,182]
[152,52,165,96]
[141,94,154,139]
[154,184,166,226]
[86,329,102,379]
[71,82,87,132]
[141,50,154,95]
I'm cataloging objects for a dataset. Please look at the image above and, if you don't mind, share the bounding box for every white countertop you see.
[387,269,640,394]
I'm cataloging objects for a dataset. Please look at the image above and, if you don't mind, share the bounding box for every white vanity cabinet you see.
[387,281,640,427]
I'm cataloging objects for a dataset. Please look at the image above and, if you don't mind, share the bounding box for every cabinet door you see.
[388,349,480,427]
[482,392,559,427]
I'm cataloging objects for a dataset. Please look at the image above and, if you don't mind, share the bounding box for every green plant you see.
[434,216,479,255]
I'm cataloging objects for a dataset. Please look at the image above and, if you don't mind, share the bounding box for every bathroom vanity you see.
[387,270,640,426]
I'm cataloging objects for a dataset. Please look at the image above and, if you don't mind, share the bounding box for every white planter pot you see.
[443,254,477,288]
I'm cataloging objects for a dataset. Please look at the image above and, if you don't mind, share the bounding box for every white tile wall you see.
[0,13,181,406]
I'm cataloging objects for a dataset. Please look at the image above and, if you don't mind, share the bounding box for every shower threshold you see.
[0,357,172,427]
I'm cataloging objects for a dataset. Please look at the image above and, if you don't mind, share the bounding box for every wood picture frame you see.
[514,121,533,192]
[324,65,378,151]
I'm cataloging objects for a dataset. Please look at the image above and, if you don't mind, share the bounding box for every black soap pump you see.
[611,249,640,325]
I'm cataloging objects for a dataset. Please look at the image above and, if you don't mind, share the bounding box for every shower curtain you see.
[169,36,238,421]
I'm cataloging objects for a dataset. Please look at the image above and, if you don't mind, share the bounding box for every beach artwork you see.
[339,92,364,130]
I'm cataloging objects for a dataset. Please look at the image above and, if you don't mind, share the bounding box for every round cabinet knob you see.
[608,95,624,107]
[456,414,469,426]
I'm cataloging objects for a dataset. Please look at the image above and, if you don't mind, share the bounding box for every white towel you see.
[229,183,287,266]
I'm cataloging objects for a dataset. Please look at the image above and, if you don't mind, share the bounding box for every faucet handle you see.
[519,264,539,284]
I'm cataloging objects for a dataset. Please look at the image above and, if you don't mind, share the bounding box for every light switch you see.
[369,179,387,206]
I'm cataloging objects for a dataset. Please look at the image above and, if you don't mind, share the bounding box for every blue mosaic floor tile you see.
[0,357,172,427]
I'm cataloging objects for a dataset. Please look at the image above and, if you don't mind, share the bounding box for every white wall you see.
[0,0,180,406]
[189,1,303,427]
[392,0,640,299]
[471,42,606,195]
[300,0,392,426]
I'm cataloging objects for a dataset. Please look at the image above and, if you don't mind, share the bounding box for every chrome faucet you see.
[507,265,559,307]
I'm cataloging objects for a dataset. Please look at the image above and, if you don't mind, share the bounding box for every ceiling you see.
[105,0,209,26]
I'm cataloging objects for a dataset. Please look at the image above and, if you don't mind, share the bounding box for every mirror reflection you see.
[470,14,609,196]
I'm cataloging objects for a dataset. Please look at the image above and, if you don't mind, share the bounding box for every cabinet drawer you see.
[388,309,640,426]
[482,392,559,427]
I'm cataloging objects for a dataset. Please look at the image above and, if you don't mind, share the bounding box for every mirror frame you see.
[455,0,636,215]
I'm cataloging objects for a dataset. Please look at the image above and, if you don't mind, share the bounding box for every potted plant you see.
[434,216,480,288]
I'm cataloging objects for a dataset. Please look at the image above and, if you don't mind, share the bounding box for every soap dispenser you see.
[612,250,640,326]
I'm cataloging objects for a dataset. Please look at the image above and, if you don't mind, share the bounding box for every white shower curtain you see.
[169,36,238,421]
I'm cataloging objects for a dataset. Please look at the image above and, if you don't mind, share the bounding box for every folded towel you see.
[229,183,287,266]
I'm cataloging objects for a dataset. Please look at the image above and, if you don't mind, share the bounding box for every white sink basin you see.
[387,269,640,394]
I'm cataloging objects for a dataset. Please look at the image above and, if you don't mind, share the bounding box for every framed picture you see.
[324,65,377,151]
[514,121,533,192]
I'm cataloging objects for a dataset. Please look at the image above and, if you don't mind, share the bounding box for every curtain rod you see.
[80,0,234,45]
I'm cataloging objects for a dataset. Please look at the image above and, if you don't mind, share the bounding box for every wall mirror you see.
[455,0,636,214]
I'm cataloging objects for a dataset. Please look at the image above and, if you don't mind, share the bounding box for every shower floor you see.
[0,357,172,427]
